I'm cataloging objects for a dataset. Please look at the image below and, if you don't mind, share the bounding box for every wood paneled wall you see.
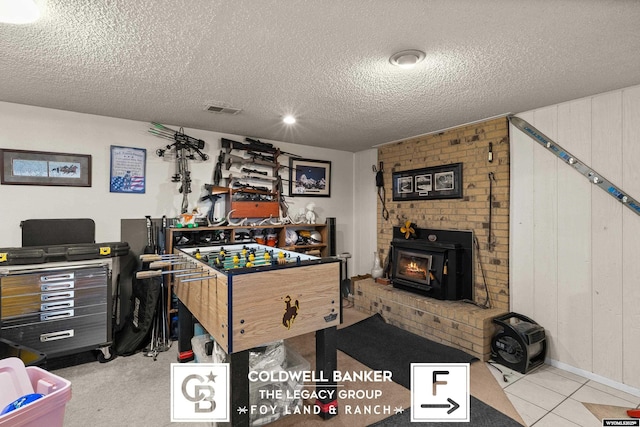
[510,85,640,389]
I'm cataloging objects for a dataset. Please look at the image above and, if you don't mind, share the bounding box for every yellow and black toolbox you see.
[0,242,130,265]
[1,218,129,265]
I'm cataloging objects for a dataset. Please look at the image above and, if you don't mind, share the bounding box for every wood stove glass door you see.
[395,250,432,285]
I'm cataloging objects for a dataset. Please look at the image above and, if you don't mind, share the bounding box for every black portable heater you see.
[491,312,547,374]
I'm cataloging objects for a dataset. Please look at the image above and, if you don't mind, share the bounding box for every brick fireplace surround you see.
[357,117,510,361]
[353,278,506,360]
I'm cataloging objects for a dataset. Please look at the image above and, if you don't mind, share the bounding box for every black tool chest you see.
[0,220,129,359]
[0,260,112,358]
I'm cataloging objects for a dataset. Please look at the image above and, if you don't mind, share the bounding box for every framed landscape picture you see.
[289,158,331,197]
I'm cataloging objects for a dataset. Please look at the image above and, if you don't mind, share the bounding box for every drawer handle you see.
[41,291,74,301]
[40,329,75,342]
[41,301,74,311]
[40,309,74,321]
[41,273,75,282]
[41,281,74,291]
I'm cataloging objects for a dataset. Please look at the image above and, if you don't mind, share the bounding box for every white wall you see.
[510,84,640,391]
[0,101,354,257]
[352,149,379,276]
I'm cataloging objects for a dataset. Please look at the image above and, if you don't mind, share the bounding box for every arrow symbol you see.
[421,398,460,414]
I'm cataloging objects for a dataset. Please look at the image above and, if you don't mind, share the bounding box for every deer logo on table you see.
[282,295,299,329]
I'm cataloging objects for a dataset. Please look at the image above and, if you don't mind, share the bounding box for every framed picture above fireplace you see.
[392,162,462,201]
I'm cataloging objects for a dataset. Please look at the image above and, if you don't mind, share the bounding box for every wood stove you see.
[390,227,473,301]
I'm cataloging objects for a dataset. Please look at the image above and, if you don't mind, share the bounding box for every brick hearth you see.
[353,278,507,361]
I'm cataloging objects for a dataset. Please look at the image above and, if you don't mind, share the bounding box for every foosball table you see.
[144,243,341,425]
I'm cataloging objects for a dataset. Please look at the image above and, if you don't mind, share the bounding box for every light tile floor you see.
[487,362,640,426]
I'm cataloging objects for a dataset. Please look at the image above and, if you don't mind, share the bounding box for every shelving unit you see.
[277,223,329,255]
[165,222,329,257]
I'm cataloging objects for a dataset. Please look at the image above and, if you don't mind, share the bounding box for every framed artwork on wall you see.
[109,145,146,193]
[289,158,331,197]
[0,148,92,187]
[392,162,463,201]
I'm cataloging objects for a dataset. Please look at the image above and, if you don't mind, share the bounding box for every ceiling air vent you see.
[203,103,242,115]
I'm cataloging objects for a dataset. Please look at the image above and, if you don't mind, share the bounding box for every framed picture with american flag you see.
[110,145,146,193]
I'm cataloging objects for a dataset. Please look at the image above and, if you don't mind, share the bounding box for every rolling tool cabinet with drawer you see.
[0,259,112,358]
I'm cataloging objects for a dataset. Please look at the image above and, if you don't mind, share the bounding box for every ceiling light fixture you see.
[0,0,40,24]
[283,115,296,124]
[389,49,426,69]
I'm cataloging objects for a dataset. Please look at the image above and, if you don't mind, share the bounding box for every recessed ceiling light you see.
[389,49,426,69]
[0,0,40,24]
[283,115,296,124]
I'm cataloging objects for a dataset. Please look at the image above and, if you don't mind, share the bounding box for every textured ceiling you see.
[1,0,640,152]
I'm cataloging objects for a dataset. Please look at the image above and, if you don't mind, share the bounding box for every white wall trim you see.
[547,358,640,398]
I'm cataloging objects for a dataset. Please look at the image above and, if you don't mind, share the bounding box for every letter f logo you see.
[432,371,449,395]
